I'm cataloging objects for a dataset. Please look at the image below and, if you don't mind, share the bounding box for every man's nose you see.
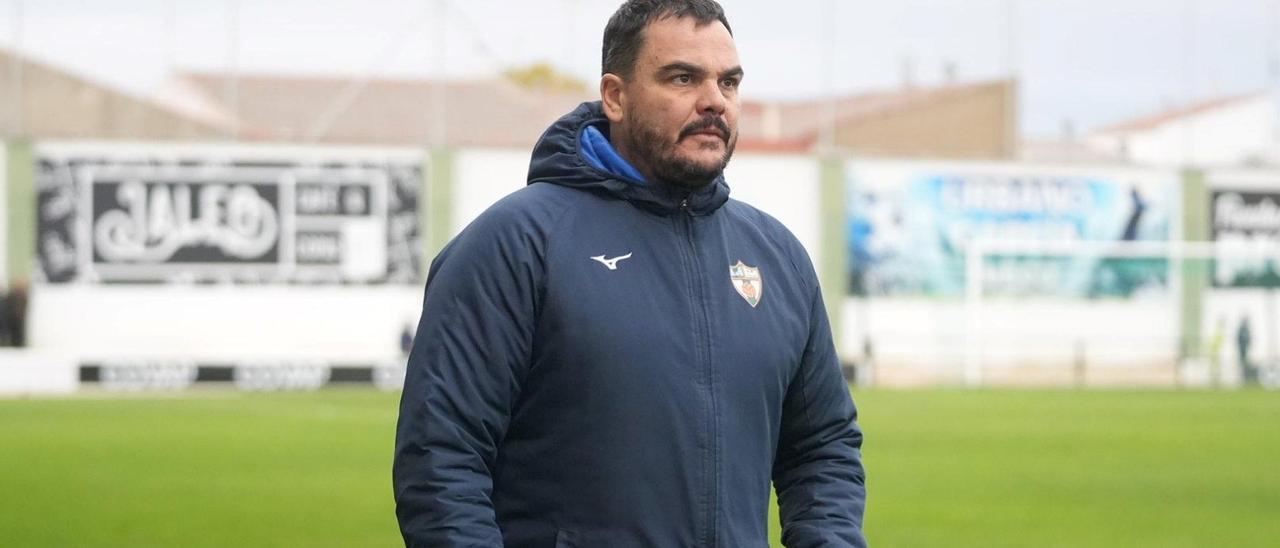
[696,79,727,115]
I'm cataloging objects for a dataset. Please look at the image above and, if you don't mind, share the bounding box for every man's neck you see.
[606,122,657,183]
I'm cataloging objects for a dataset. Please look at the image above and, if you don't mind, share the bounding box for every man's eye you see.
[721,78,740,89]
[673,74,692,84]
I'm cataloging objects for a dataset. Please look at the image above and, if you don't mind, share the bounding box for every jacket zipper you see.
[680,198,719,547]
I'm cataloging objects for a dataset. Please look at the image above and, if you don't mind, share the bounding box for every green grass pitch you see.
[1,388,1278,547]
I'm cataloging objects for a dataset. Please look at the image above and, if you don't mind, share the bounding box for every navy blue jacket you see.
[394,102,866,547]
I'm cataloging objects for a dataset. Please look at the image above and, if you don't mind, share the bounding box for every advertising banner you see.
[79,360,406,391]
[36,143,424,284]
[1211,189,1280,288]
[847,161,1175,297]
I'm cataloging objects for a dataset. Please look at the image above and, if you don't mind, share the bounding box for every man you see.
[1238,316,1254,383]
[393,1,867,546]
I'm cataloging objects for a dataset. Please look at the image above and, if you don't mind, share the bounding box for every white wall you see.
[453,148,530,233]
[18,141,430,380]
[1088,97,1275,167]
[0,349,78,395]
[1,143,7,291]
[842,298,1181,387]
[724,153,821,265]
[1206,168,1280,192]
[30,285,422,364]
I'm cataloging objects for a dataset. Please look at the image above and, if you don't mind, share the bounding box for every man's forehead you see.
[637,15,739,71]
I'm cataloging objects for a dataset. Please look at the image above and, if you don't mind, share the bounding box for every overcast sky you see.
[1,0,1275,137]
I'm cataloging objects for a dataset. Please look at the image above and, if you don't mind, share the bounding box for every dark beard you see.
[622,112,736,189]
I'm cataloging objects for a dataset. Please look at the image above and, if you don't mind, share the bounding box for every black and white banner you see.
[1211,189,1280,288]
[36,143,425,284]
[78,360,407,391]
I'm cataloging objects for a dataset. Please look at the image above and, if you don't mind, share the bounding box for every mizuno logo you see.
[591,252,633,270]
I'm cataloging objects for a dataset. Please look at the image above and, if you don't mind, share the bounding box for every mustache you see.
[678,116,731,142]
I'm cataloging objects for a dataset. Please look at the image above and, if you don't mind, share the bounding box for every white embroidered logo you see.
[591,252,633,270]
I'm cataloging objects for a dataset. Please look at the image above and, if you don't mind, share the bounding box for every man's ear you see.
[600,73,626,123]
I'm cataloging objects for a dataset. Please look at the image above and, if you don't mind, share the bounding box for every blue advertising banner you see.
[847,162,1175,297]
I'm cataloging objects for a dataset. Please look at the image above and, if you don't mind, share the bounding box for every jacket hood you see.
[526,101,731,215]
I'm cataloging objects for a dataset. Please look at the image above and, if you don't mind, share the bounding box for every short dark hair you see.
[601,0,733,79]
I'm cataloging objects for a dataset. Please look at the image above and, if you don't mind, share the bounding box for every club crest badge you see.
[729,260,763,308]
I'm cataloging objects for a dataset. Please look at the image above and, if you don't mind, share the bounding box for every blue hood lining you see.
[579,124,647,185]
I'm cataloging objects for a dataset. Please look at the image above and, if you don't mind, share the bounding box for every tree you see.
[502,62,587,93]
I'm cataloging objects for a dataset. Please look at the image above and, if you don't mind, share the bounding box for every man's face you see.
[611,16,742,189]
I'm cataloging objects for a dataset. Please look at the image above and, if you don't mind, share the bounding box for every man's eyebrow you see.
[657,62,745,80]
[657,61,707,76]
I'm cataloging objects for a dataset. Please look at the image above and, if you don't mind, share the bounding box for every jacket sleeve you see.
[392,206,544,547]
[773,284,867,548]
